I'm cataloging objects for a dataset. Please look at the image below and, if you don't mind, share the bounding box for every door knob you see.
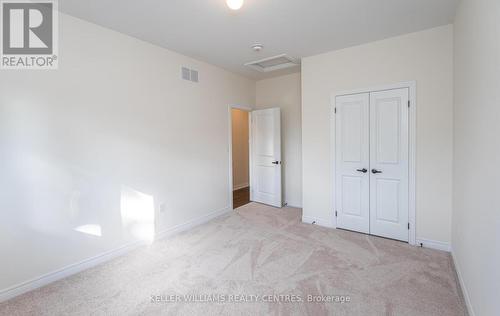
[356,168,368,173]
[272,161,280,165]
[371,169,382,174]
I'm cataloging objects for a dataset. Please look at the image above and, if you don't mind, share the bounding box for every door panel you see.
[376,99,401,163]
[341,176,363,216]
[255,114,274,155]
[257,166,275,194]
[369,88,409,242]
[250,108,282,207]
[335,94,370,234]
[342,105,363,162]
[375,178,400,222]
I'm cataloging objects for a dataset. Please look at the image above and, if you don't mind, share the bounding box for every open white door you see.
[250,108,282,208]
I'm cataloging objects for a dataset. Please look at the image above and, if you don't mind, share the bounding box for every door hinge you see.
[408,100,410,108]
[408,222,410,230]
[335,211,338,217]
[334,107,337,114]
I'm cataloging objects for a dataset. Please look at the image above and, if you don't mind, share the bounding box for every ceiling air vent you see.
[244,54,300,72]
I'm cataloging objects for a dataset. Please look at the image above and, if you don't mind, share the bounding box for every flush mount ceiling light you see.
[226,0,244,10]
[251,43,264,52]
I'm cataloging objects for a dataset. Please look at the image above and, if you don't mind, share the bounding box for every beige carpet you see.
[0,203,466,316]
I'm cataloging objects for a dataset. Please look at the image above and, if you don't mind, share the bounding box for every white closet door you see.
[369,88,409,242]
[335,93,370,234]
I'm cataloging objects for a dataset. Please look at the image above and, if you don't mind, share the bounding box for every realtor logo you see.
[1,0,58,69]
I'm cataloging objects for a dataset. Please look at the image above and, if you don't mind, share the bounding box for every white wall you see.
[0,14,255,293]
[231,109,249,189]
[301,25,454,244]
[256,73,302,207]
[452,0,500,315]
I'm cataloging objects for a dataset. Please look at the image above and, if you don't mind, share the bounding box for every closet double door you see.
[335,88,409,242]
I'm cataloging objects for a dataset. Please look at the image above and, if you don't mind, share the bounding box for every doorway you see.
[231,108,251,209]
[229,106,283,210]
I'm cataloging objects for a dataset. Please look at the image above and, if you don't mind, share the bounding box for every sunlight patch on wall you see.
[120,186,155,243]
[74,224,102,237]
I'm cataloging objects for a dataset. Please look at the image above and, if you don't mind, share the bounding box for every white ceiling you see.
[60,0,459,80]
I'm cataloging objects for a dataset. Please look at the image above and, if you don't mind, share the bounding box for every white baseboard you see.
[302,216,334,229]
[451,248,475,316]
[233,183,249,191]
[415,238,451,252]
[0,206,232,303]
[0,239,148,303]
[155,206,232,241]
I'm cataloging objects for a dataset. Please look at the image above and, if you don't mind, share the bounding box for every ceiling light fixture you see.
[226,0,244,10]
[252,43,264,52]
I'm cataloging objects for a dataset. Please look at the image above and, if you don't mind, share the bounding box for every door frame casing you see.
[228,104,253,210]
[330,81,417,245]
